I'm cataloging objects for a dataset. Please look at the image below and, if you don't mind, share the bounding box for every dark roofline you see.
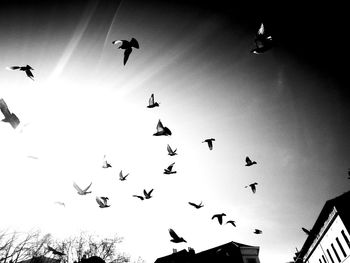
[296,191,350,262]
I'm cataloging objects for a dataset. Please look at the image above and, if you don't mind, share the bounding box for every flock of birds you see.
[0,23,272,250]
[4,21,343,255]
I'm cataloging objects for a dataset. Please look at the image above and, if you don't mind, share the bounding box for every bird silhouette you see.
[245,156,257,166]
[202,138,215,150]
[102,160,112,168]
[153,119,172,136]
[119,170,129,181]
[54,201,65,207]
[245,182,258,193]
[96,196,110,208]
[73,182,92,195]
[169,228,187,243]
[7,65,34,80]
[251,23,273,54]
[0,98,20,129]
[47,246,66,256]
[188,201,204,209]
[164,162,176,174]
[147,94,160,108]
[254,229,262,234]
[212,213,227,225]
[143,189,154,199]
[167,144,177,156]
[112,38,139,65]
[133,195,144,201]
[302,227,311,235]
[226,220,236,227]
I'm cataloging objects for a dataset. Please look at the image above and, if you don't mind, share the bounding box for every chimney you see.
[172,249,177,254]
[188,247,195,255]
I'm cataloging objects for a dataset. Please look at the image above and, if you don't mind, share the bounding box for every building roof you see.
[154,241,259,263]
[295,191,350,262]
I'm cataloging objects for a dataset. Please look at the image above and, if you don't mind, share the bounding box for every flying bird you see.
[147,94,159,108]
[164,162,176,174]
[47,246,66,256]
[202,138,215,150]
[73,182,92,195]
[245,182,258,193]
[54,201,65,207]
[167,144,177,156]
[143,189,154,199]
[119,170,129,181]
[96,196,110,208]
[212,213,227,225]
[0,98,20,129]
[112,37,139,65]
[251,23,273,54]
[102,160,112,169]
[7,65,34,80]
[245,156,257,166]
[169,228,186,243]
[254,229,263,234]
[153,119,172,136]
[226,220,236,227]
[302,227,311,235]
[133,195,144,201]
[188,201,204,209]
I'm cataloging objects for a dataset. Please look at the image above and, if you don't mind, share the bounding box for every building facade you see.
[294,191,350,263]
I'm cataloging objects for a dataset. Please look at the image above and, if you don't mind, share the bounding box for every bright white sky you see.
[0,1,349,263]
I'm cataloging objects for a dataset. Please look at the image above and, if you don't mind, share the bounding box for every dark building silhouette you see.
[294,191,350,263]
[154,241,260,263]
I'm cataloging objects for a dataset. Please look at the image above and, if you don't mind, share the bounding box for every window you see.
[336,237,347,257]
[341,230,350,249]
[331,243,341,262]
[327,249,335,263]
[322,255,327,263]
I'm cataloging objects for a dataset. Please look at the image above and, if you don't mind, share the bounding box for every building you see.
[154,241,260,263]
[294,191,350,263]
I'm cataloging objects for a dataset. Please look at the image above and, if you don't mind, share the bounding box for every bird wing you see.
[208,140,213,149]
[258,23,265,35]
[0,98,11,118]
[188,202,196,207]
[96,197,104,207]
[218,215,223,224]
[133,195,144,200]
[123,48,132,65]
[156,120,164,132]
[83,182,92,192]
[149,94,154,105]
[169,229,180,240]
[73,182,83,193]
[130,38,139,49]
[8,66,20,70]
[167,162,175,171]
[112,40,122,47]
[246,156,251,163]
[148,189,154,196]
[119,170,123,179]
[167,144,172,154]
[251,184,256,193]
[25,70,34,80]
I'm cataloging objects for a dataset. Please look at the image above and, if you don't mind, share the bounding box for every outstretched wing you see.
[246,156,252,163]
[169,228,180,240]
[251,184,256,193]
[130,38,139,49]
[133,195,144,200]
[188,202,196,208]
[123,48,132,65]
[83,182,92,192]
[7,66,20,70]
[73,182,83,193]
[156,120,164,132]
[149,94,154,106]
[25,69,34,80]
[96,196,104,207]
[167,144,173,154]
[0,98,11,118]
[119,170,124,180]
[257,23,265,35]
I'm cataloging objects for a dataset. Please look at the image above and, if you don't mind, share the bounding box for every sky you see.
[0,0,349,263]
